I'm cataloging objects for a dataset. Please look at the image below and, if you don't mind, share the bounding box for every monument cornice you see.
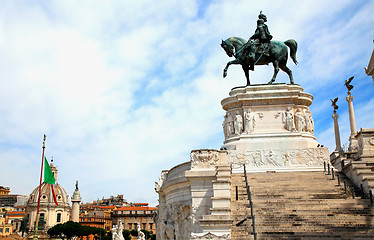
[221,84,313,110]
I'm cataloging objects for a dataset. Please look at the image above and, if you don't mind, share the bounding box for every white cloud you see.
[1,0,374,204]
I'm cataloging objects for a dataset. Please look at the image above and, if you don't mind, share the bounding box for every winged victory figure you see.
[344,76,354,92]
[330,97,339,113]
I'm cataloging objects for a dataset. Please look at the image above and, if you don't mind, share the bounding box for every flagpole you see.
[33,134,46,240]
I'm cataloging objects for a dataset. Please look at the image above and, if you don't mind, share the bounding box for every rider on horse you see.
[244,11,273,70]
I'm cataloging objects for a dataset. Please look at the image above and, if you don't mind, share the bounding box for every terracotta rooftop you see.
[115,206,157,211]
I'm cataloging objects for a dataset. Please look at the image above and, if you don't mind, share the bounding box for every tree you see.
[122,230,131,240]
[47,221,109,240]
[130,229,138,237]
[141,230,156,240]
[47,223,65,240]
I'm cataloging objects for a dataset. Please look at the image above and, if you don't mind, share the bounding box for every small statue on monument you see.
[234,111,243,135]
[344,76,354,93]
[137,223,145,240]
[330,97,339,113]
[112,221,125,240]
[304,110,314,133]
[283,107,295,131]
[244,109,256,133]
[225,112,234,137]
[294,108,305,132]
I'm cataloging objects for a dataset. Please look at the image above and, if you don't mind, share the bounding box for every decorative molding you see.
[190,232,231,239]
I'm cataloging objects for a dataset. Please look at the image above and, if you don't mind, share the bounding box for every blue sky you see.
[0,0,373,206]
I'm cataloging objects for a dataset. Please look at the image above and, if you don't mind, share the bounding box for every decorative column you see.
[332,113,342,152]
[71,181,81,222]
[346,92,357,138]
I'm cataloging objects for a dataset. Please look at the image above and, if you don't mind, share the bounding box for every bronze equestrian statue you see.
[221,12,298,86]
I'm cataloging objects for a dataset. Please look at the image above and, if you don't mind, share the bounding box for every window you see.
[149,223,153,229]
[128,223,132,229]
[57,213,61,223]
[39,213,45,220]
[142,223,146,229]
[5,227,10,233]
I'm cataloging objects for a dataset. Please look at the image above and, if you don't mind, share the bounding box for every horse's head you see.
[221,40,234,57]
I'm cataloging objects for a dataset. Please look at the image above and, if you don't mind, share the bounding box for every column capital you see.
[346,94,354,102]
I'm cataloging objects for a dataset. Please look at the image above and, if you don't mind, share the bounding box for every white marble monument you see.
[221,84,327,172]
[156,83,328,239]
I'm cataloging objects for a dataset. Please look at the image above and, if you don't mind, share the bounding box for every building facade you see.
[25,161,70,233]
[112,203,156,233]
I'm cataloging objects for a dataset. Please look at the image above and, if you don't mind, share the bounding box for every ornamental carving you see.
[191,150,219,167]
[190,232,231,239]
[155,170,168,193]
[369,137,374,146]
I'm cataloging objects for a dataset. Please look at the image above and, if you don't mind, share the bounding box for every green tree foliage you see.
[141,230,156,240]
[122,230,131,240]
[47,221,109,240]
[130,229,138,237]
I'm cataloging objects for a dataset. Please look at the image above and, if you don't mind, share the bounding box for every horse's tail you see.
[284,39,298,65]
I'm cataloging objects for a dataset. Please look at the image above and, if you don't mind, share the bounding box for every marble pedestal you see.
[221,84,328,172]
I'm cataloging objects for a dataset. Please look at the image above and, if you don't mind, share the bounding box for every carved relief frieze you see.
[158,203,193,240]
[191,150,219,168]
[245,150,263,167]
[282,150,298,166]
[229,148,328,168]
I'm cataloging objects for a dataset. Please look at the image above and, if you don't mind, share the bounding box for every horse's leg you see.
[269,60,279,84]
[279,64,294,84]
[223,59,242,78]
[242,64,250,86]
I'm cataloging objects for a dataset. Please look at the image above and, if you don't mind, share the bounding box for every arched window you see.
[57,213,61,223]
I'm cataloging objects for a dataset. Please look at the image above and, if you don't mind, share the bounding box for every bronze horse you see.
[221,37,298,85]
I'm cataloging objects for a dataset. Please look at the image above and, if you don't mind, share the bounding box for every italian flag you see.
[44,158,58,205]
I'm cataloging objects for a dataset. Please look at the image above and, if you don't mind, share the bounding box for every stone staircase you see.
[231,170,374,240]
[343,158,374,196]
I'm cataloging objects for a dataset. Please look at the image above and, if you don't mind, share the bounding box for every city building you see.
[0,186,10,195]
[25,160,70,234]
[112,203,156,233]
[95,195,127,206]
[0,216,12,237]
[79,209,112,231]
[0,186,27,207]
